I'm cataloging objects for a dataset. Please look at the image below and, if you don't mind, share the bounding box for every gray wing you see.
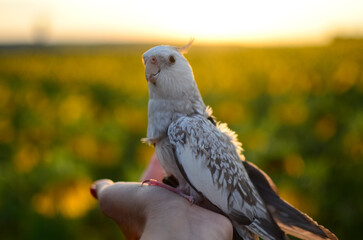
[168,115,286,240]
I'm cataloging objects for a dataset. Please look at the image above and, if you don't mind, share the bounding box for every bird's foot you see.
[142,179,195,204]
[141,137,161,145]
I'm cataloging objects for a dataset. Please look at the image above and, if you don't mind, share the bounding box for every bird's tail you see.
[243,161,338,240]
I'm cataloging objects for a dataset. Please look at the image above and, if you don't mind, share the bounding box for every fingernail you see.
[90,184,98,199]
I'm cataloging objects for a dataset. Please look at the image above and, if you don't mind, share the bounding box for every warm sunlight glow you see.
[1,0,363,45]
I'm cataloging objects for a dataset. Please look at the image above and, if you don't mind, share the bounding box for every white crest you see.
[177,39,194,55]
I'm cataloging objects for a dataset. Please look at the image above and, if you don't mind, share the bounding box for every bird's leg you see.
[142,179,195,204]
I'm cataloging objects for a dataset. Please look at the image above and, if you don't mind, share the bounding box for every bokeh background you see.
[1,1,363,239]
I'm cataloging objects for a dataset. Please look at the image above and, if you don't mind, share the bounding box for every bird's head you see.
[142,41,199,100]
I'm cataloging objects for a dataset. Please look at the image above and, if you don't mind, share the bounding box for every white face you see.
[142,45,196,99]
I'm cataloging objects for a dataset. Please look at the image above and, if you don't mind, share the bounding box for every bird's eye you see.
[151,57,157,64]
[169,55,175,63]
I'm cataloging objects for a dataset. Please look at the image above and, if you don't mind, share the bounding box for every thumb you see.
[91,179,113,199]
[91,180,147,239]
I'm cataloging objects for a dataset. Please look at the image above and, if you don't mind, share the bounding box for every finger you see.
[90,179,114,199]
[97,182,147,239]
[95,182,181,236]
[97,182,145,219]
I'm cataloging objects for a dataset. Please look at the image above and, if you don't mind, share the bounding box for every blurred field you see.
[0,41,362,239]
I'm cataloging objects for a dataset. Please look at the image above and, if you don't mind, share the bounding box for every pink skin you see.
[140,153,164,182]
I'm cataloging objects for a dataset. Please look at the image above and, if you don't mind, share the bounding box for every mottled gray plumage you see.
[169,114,286,240]
[142,43,337,240]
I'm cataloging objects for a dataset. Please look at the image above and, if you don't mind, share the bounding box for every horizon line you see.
[0,36,362,48]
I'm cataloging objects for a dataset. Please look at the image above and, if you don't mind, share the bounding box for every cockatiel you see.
[142,42,337,240]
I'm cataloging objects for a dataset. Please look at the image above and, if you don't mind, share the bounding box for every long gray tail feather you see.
[243,161,338,240]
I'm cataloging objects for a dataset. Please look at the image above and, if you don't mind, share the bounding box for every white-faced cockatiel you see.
[141,41,337,240]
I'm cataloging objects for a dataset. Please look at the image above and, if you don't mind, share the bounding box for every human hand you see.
[91,180,233,240]
[91,153,233,240]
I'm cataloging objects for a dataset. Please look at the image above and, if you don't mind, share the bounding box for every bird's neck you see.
[146,98,206,140]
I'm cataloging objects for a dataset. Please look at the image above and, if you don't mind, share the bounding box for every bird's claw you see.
[142,179,158,186]
[183,195,195,205]
[142,179,195,204]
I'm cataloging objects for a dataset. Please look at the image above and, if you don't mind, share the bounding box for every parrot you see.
[141,41,337,240]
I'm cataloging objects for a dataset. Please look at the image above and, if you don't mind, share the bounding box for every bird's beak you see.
[145,59,160,85]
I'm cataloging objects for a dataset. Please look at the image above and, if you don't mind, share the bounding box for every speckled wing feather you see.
[168,115,286,240]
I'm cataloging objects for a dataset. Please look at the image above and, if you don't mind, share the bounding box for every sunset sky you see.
[1,0,363,45]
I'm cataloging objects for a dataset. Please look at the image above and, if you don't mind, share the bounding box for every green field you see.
[0,41,362,239]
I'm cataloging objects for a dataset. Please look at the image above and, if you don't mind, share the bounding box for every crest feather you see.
[177,39,194,54]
